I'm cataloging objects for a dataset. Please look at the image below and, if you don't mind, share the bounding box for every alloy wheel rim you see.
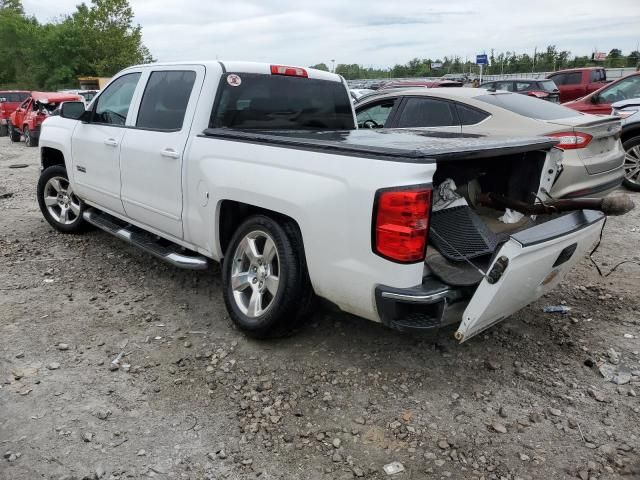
[624,145,640,186]
[230,230,280,318]
[43,176,81,225]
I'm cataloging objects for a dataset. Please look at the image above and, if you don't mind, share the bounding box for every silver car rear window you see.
[476,93,582,120]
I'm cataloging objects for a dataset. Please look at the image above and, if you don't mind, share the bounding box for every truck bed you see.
[202,128,557,163]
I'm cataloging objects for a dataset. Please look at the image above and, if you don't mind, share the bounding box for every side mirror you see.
[591,94,600,104]
[60,101,87,120]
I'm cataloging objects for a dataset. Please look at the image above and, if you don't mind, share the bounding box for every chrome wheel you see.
[43,176,81,225]
[230,230,280,318]
[624,145,640,186]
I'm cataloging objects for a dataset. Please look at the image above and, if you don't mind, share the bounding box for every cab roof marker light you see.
[270,65,308,78]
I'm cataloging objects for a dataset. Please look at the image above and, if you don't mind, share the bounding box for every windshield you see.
[210,73,355,130]
[0,92,29,103]
[476,93,582,120]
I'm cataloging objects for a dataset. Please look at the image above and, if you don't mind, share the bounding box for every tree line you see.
[0,0,152,90]
[312,46,640,80]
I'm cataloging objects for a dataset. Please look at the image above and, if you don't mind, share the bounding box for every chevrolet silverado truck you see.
[35,61,621,342]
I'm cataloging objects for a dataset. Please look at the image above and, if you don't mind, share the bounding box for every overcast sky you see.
[23,0,640,68]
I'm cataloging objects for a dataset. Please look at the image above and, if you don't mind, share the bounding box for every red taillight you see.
[270,65,308,78]
[373,187,432,263]
[547,132,593,150]
[527,90,548,98]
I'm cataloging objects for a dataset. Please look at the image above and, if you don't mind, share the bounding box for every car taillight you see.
[270,65,308,78]
[373,186,432,263]
[547,132,593,150]
[527,90,548,99]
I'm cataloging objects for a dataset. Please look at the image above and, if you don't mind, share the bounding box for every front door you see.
[71,72,143,215]
[119,67,203,238]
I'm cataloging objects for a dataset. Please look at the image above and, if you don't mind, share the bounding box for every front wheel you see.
[8,122,20,142]
[37,165,88,233]
[623,136,640,192]
[24,126,37,147]
[222,215,313,338]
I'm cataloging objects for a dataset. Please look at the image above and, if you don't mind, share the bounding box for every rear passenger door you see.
[119,66,204,238]
[390,96,461,134]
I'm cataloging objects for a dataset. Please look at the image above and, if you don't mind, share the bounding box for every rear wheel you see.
[623,136,640,192]
[37,165,88,233]
[8,122,20,142]
[222,215,313,338]
[24,126,37,147]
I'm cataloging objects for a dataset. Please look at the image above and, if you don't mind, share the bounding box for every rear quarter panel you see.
[184,137,437,321]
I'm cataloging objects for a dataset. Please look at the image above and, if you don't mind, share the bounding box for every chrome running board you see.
[83,209,209,270]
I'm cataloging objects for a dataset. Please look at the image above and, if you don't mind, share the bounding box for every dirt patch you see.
[1,136,639,479]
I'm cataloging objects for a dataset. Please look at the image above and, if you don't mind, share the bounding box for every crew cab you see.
[547,67,608,103]
[35,61,622,342]
[8,91,83,146]
[0,90,30,137]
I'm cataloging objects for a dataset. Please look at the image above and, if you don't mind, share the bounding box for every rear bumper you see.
[374,278,467,332]
[374,209,605,335]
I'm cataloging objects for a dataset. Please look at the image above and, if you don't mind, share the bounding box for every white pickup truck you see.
[36,61,612,342]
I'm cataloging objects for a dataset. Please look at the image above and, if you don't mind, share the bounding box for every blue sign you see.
[476,54,488,65]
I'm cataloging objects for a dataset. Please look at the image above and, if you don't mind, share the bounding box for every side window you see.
[565,72,582,85]
[549,74,564,86]
[456,103,490,125]
[480,82,494,89]
[93,73,141,126]
[396,97,457,128]
[136,70,196,130]
[515,82,534,92]
[495,81,514,92]
[356,100,396,128]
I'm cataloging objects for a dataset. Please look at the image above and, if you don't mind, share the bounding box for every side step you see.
[83,209,209,270]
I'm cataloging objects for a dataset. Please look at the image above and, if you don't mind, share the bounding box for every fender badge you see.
[227,74,242,87]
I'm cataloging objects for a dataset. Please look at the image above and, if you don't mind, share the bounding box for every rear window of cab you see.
[210,73,355,130]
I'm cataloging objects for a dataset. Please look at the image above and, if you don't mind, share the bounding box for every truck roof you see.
[123,60,343,83]
[202,128,557,163]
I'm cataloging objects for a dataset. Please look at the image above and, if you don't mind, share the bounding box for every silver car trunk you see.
[546,116,623,175]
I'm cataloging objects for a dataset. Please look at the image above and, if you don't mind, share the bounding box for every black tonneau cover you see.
[202,128,557,163]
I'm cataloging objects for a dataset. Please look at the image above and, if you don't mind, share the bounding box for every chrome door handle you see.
[104,138,118,147]
[160,148,180,159]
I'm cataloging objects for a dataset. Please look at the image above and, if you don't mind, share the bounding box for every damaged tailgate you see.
[455,210,604,342]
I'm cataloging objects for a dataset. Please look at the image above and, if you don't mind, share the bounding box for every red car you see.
[546,67,608,103]
[8,91,82,147]
[563,72,640,115]
[0,90,30,137]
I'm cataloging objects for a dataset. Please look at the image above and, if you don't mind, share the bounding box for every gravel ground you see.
[1,135,640,480]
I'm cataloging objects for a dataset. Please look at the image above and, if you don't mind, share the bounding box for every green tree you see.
[309,63,329,71]
[0,0,23,14]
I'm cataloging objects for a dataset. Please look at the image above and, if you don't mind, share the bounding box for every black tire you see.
[37,165,88,233]
[8,122,20,142]
[24,126,37,147]
[622,136,640,192]
[222,214,313,338]
[0,124,7,137]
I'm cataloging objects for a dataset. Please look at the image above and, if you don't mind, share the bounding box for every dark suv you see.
[479,79,560,103]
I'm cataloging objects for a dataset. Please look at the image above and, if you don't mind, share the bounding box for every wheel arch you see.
[217,200,306,259]
[621,125,640,145]
[41,147,66,170]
